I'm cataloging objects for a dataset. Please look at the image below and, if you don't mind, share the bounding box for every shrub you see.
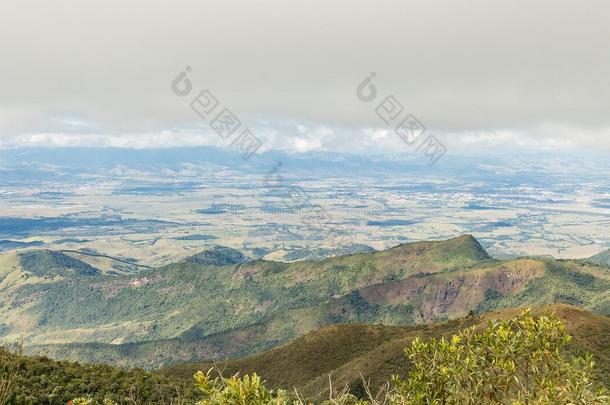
[392,309,608,404]
[192,369,369,405]
[193,369,291,404]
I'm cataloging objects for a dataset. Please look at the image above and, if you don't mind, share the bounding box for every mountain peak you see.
[444,234,488,252]
[184,245,247,267]
[19,249,100,277]
[453,234,489,256]
[427,234,491,263]
[379,234,490,276]
[455,234,477,241]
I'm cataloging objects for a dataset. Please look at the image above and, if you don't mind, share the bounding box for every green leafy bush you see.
[193,369,290,404]
[192,369,368,405]
[392,309,608,404]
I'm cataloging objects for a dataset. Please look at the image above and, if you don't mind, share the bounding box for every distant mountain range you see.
[1,235,607,369]
[2,146,609,184]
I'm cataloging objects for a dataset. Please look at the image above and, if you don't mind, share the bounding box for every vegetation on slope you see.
[19,250,99,277]
[12,236,609,368]
[3,308,605,404]
[11,236,495,342]
[187,309,608,404]
[1,349,199,404]
[162,305,610,401]
[184,246,247,267]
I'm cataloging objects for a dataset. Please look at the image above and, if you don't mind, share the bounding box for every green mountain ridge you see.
[2,235,606,369]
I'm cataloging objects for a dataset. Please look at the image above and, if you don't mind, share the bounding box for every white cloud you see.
[2,121,608,155]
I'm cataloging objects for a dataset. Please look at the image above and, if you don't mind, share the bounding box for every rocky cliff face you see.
[360,259,547,321]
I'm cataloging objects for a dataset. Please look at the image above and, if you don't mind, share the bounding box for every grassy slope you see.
[161,305,610,402]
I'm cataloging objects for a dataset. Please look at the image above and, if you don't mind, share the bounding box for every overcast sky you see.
[1,0,609,153]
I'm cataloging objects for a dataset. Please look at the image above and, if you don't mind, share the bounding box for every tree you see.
[0,341,22,405]
[391,309,608,404]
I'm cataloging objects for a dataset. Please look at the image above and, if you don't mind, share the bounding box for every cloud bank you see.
[1,0,609,153]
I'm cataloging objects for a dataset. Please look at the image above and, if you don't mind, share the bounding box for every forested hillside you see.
[0,236,606,368]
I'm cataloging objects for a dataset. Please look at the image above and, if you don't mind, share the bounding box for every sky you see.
[1,0,609,154]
